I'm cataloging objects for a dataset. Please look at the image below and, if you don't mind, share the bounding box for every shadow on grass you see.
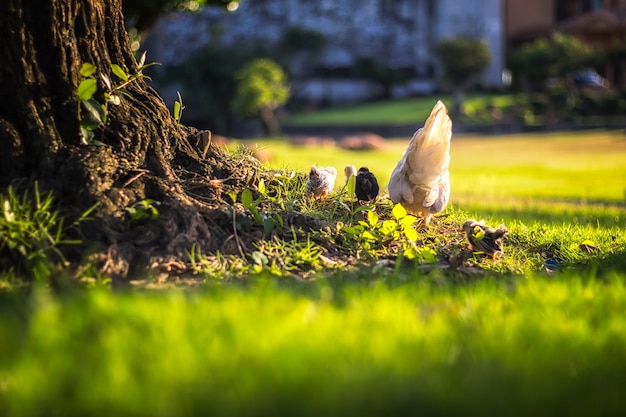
[561,247,626,278]
[461,198,625,228]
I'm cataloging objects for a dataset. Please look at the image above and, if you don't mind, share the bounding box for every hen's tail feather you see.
[406,100,452,188]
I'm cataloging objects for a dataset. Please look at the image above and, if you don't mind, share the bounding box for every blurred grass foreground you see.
[2,275,626,416]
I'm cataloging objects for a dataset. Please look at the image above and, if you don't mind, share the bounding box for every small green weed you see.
[0,183,97,283]
[188,245,250,279]
[251,231,325,276]
[125,199,160,224]
[77,52,159,145]
[173,91,185,124]
[342,203,429,259]
[239,188,283,235]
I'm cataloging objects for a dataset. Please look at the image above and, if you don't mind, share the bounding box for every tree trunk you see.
[452,87,465,117]
[259,106,281,137]
[0,0,252,279]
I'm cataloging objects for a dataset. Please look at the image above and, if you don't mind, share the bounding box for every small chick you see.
[305,165,337,199]
[344,165,357,185]
[355,167,379,202]
[463,220,509,260]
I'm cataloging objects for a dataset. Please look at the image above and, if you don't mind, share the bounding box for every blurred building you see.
[145,0,505,105]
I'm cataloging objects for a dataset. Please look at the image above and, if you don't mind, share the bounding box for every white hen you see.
[387,100,452,225]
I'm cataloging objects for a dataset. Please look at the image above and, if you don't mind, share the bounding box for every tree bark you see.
[0,0,250,279]
[452,87,465,117]
[259,106,281,137]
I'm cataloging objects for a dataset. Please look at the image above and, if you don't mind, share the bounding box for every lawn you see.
[282,93,515,126]
[2,130,626,416]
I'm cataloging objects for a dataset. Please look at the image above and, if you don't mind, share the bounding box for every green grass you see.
[2,275,626,416]
[283,93,515,126]
[2,131,626,416]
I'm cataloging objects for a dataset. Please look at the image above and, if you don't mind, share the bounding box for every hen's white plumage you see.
[388,100,452,225]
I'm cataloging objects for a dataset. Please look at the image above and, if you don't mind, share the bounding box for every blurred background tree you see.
[355,57,410,100]
[434,37,492,116]
[507,33,602,93]
[232,58,290,137]
[163,34,265,134]
[507,33,609,123]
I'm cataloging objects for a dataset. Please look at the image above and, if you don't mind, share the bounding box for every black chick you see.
[355,167,379,202]
[463,220,509,260]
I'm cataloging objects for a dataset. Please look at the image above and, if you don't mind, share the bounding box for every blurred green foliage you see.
[434,37,492,88]
[434,37,492,115]
[355,56,410,99]
[232,58,290,136]
[507,32,602,92]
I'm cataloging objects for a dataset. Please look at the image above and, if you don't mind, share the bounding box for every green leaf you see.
[137,61,160,72]
[251,251,268,266]
[342,226,363,237]
[241,188,253,209]
[367,210,379,226]
[77,78,98,101]
[258,179,266,196]
[79,126,94,146]
[403,246,418,260]
[249,206,262,225]
[79,62,97,77]
[404,226,418,242]
[380,220,396,236]
[226,192,237,205]
[117,89,134,99]
[173,101,182,121]
[110,64,129,81]
[263,217,275,235]
[399,215,417,228]
[361,230,377,241]
[81,99,106,127]
[346,174,356,199]
[418,247,437,263]
[354,204,375,214]
[392,203,407,220]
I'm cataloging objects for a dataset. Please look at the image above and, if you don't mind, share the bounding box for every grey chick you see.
[305,165,337,200]
[463,220,508,260]
[355,167,379,202]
